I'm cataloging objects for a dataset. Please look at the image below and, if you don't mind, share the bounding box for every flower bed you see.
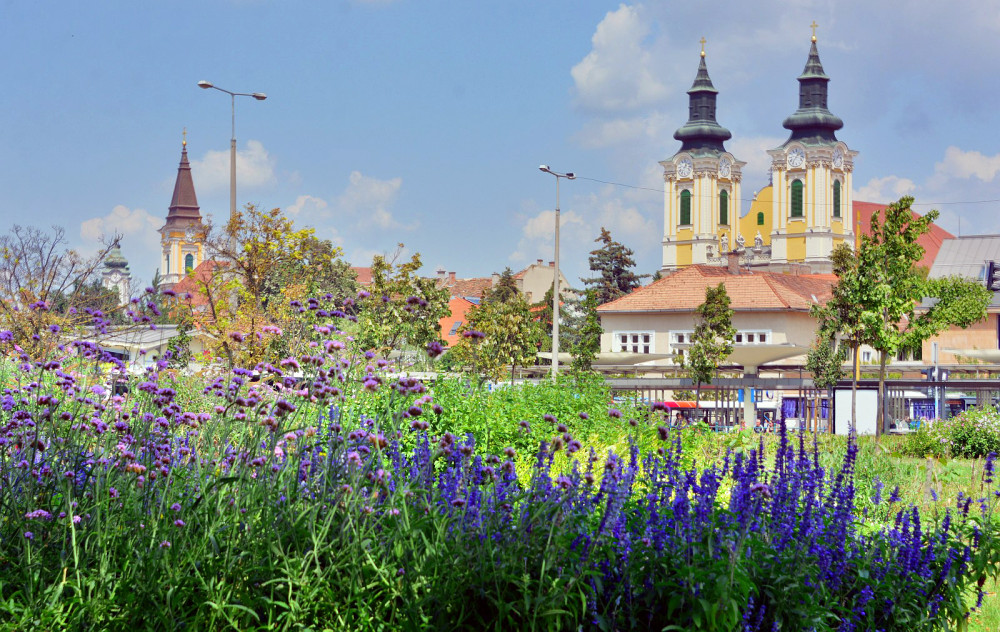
[1,295,999,630]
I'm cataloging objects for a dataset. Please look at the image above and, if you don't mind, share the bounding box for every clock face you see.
[676,159,693,178]
[718,157,731,179]
[832,148,844,169]
[787,147,806,169]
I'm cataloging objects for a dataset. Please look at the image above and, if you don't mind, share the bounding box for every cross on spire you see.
[700,36,706,57]
[182,127,187,148]
[810,21,818,42]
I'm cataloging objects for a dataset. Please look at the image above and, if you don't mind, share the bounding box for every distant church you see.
[661,28,856,274]
[158,135,206,289]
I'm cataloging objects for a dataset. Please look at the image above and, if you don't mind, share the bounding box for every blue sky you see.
[2,1,999,288]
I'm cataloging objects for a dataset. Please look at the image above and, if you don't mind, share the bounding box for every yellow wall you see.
[737,185,773,245]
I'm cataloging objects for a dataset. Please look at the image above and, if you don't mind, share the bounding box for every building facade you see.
[662,31,857,274]
[158,136,206,289]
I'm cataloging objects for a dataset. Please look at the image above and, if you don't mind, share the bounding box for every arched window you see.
[719,190,729,225]
[185,253,194,272]
[757,211,765,226]
[680,190,692,226]
[832,180,842,218]
[165,254,170,274]
[791,179,804,218]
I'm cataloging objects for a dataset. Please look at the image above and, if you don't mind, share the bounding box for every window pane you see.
[719,190,729,225]
[747,333,754,343]
[735,334,742,343]
[791,180,804,217]
[833,180,841,218]
[680,190,692,225]
[759,333,767,343]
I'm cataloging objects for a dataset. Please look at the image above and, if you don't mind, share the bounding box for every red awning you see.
[661,401,698,409]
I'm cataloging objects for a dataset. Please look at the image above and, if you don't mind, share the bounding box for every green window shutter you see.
[719,190,729,225]
[791,179,804,218]
[184,253,194,272]
[757,211,765,226]
[833,180,841,218]
[680,190,691,225]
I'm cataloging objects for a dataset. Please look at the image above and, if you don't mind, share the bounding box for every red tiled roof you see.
[171,260,225,309]
[437,276,493,300]
[352,266,372,286]
[438,297,476,347]
[853,201,953,270]
[597,265,835,313]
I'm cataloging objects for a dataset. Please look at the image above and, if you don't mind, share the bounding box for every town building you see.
[158,135,206,289]
[661,31,857,274]
[100,242,132,306]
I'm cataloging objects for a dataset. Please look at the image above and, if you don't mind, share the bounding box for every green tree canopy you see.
[452,294,542,383]
[581,227,649,305]
[682,282,735,406]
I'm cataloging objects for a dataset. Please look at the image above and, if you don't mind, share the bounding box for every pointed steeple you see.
[673,43,732,154]
[163,135,201,228]
[781,28,843,145]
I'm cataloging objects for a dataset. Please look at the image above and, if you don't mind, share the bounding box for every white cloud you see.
[931,146,1000,183]
[726,135,786,194]
[335,170,415,231]
[574,113,669,149]
[511,209,588,263]
[190,140,276,192]
[286,194,329,217]
[854,175,918,204]
[571,4,669,112]
[80,204,160,244]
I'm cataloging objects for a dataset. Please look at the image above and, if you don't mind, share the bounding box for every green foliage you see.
[451,293,542,383]
[166,320,194,369]
[852,197,990,431]
[901,407,1000,459]
[682,283,735,403]
[571,289,602,373]
[581,227,649,305]
[354,248,450,355]
[805,328,847,391]
[482,267,519,305]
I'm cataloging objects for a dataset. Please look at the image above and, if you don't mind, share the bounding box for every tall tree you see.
[582,227,649,304]
[811,244,866,427]
[181,204,358,368]
[682,283,735,409]
[853,197,991,433]
[482,267,520,305]
[571,289,602,373]
[452,293,542,384]
[0,225,122,356]
[354,247,450,355]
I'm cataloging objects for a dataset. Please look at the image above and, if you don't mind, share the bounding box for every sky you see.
[2,1,1000,289]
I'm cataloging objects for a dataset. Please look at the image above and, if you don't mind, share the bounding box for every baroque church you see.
[661,29,856,274]
[158,135,206,289]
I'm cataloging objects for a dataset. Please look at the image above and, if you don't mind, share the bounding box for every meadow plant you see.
[0,293,998,630]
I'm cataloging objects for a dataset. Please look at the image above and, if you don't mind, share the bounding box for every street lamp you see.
[538,165,575,379]
[197,80,267,222]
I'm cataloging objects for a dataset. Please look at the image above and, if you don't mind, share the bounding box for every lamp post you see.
[538,165,575,379]
[197,81,267,222]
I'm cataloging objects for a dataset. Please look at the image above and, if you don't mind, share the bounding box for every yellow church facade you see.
[662,31,857,274]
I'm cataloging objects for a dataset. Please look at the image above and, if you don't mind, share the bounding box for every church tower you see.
[661,41,745,271]
[767,25,857,272]
[158,134,205,289]
[101,242,132,306]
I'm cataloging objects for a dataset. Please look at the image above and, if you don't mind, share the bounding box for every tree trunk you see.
[876,350,889,436]
[851,343,859,432]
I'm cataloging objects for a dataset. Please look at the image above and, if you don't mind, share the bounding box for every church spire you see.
[673,41,732,154]
[164,134,201,228]
[781,26,844,145]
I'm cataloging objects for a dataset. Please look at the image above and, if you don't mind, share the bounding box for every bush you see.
[901,407,1000,459]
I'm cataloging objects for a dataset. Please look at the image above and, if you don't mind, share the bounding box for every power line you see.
[573,174,1000,208]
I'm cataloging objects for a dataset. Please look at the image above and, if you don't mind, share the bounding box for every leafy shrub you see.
[901,407,1000,459]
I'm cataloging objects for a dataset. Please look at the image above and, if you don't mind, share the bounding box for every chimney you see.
[448,271,456,283]
[727,252,740,274]
[548,261,554,267]
[536,259,543,265]
[437,268,447,280]
[491,272,500,286]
